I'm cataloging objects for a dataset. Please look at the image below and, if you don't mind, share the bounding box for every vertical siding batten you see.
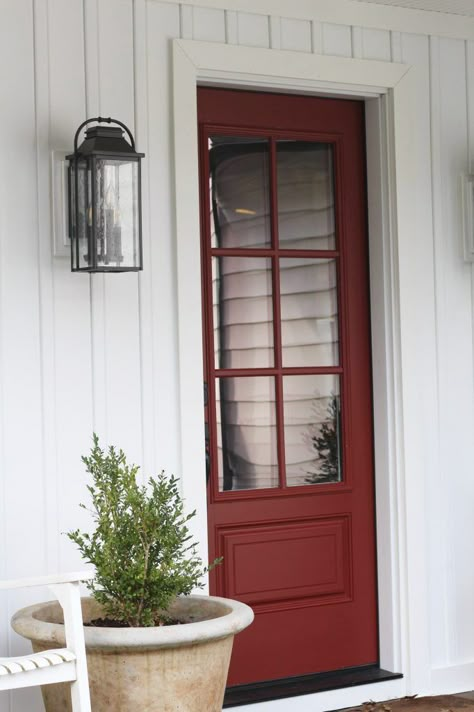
[466,39,474,511]
[427,33,451,669]
[269,16,282,50]
[96,0,142,461]
[49,0,93,573]
[391,31,403,62]
[133,0,156,478]
[84,0,108,445]
[225,10,238,44]
[351,26,364,58]
[32,0,60,581]
[311,21,323,54]
[146,1,181,476]
[0,34,10,711]
[179,3,194,39]
[437,36,474,668]
[400,31,442,680]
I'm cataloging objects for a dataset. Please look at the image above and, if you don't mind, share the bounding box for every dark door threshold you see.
[223,664,403,707]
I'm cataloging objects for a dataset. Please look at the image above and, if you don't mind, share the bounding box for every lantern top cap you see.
[66,117,145,160]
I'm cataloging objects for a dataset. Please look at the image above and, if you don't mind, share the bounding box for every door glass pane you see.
[216,376,278,491]
[277,141,335,250]
[209,136,271,248]
[283,374,342,487]
[213,256,274,369]
[280,257,339,367]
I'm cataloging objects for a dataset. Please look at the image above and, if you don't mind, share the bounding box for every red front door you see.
[198,88,378,687]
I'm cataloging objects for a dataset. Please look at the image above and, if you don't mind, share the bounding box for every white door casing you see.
[171,38,427,708]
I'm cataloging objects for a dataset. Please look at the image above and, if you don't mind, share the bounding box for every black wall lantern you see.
[67,117,145,272]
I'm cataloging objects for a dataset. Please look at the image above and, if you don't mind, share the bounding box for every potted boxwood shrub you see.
[12,436,253,712]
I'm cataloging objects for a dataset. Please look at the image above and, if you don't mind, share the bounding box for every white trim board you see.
[152,0,474,42]
[171,38,426,709]
[181,40,408,90]
[357,0,474,16]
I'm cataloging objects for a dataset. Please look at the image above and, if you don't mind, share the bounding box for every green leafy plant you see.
[68,434,219,627]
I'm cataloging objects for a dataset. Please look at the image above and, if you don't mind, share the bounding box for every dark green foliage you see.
[305,395,341,484]
[68,434,218,627]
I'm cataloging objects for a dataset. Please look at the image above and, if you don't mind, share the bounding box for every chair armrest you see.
[0,571,94,591]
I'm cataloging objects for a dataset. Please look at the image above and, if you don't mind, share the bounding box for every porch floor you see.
[340,691,474,711]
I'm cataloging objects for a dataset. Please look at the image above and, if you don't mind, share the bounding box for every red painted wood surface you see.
[198,87,378,686]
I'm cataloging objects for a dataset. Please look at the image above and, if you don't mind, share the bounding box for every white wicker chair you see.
[0,572,93,712]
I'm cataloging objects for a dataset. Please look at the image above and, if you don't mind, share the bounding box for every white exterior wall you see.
[0,1,474,710]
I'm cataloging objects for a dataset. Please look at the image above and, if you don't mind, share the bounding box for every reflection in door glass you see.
[283,375,341,486]
[277,141,335,250]
[212,256,274,370]
[209,137,271,249]
[216,376,278,491]
[280,258,339,367]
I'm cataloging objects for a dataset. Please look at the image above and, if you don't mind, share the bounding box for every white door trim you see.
[171,38,426,709]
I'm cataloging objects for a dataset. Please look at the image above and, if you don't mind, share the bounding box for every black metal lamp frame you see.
[67,116,144,273]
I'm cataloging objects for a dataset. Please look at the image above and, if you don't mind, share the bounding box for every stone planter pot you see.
[12,594,254,712]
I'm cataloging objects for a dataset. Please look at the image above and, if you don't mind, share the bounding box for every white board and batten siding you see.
[1,1,474,711]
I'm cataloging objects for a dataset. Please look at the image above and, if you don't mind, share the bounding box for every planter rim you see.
[11,594,254,650]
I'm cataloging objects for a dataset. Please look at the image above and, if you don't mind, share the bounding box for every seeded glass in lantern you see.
[67,118,145,272]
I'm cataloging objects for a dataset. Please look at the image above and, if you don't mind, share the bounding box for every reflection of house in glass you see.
[303,393,342,484]
[209,137,341,490]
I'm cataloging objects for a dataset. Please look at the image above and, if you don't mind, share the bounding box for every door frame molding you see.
[171,38,426,707]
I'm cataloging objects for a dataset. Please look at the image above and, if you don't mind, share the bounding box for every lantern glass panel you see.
[94,159,140,270]
[70,159,93,270]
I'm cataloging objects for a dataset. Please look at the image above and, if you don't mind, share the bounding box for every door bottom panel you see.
[223,665,403,708]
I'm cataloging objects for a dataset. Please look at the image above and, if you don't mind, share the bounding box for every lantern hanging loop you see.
[73,116,136,154]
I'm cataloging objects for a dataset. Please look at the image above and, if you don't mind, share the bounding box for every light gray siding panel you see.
[362,27,392,59]
[322,22,353,57]
[192,5,226,41]
[237,11,270,47]
[280,17,312,52]
[0,3,48,711]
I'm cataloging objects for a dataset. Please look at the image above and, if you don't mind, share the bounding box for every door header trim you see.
[177,38,409,96]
